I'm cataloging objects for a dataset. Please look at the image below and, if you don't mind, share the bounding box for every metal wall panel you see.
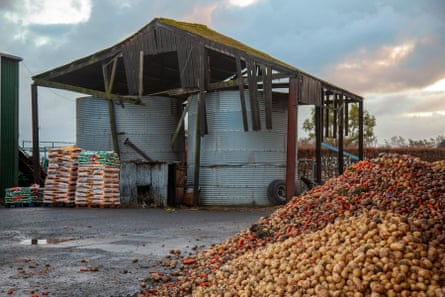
[115,96,183,162]
[76,97,113,151]
[187,90,289,206]
[76,96,185,162]
[0,55,20,195]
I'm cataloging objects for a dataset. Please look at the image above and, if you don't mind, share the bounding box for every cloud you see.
[4,0,91,26]
[2,0,444,145]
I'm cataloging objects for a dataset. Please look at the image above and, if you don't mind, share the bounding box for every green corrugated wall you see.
[0,55,21,199]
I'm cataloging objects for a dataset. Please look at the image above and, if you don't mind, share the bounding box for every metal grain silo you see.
[76,96,184,162]
[76,96,185,207]
[0,53,22,197]
[187,90,289,206]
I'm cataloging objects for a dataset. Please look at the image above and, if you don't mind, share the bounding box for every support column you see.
[286,77,298,201]
[338,95,344,175]
[31,84,40,185]
[315,100,323,184]
[358,100,364,160]
[193,45,206,207]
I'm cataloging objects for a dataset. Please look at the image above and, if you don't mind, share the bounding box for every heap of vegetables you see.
[138,153,445,296]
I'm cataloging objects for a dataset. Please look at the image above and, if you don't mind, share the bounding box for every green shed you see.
[0,53,22,201]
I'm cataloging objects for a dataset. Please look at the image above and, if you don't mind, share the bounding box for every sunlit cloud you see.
[337,42,415,70]
[376,43,415,67]
[424,78,445,92]
[325,41,422,93]
[404,111,445,117]
[229,0,258,7]
[183,3,218,25]
[5,0,91,25]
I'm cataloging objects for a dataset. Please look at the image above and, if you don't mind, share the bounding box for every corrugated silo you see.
[76,96,185,206]
[187,90,291,206]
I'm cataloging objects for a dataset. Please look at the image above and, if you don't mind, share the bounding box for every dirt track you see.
[0,207,273,296]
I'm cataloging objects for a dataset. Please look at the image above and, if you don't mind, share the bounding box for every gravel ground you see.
[0,206,274,297]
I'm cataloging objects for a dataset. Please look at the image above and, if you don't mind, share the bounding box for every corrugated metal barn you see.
[31,17,364,207]
[0,53,22,198]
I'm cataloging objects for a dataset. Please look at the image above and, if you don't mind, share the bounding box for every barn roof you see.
[32,17,362,105]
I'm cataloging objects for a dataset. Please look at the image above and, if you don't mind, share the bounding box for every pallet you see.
[4,202,41,208]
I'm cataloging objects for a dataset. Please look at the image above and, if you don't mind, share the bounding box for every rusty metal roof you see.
[32,17,362,104]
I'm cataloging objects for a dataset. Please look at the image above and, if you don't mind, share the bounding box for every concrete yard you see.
[0,206,274,297]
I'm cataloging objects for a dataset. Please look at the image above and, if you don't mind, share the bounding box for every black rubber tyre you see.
[267,179,287,205]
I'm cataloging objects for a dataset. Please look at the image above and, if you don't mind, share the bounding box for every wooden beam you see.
[148,87,199,97]
[236,57,248,131]
[358,100,364,160]
[138,51,144,97]
[103,57,120,154]
[333,94,338,139]
[33,78,143,105]
[193,46,206,207]
[170,101,190,149]
[207,72,289,91]
[324,94,330,138]
[315,104,323,184]
[286,77,299,201]
[31,84,40,185]
[338,95,344,175]
[344,101,349,136]
[264,64,273,130]
[247,60,260,130]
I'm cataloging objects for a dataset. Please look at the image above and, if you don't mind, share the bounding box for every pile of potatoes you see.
[193,210,445,296]
[139,154,444,296]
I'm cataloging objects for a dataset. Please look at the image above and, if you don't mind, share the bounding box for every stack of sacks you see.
[43,146,82,205]
[30,184,43,204]
[75,151,120,207]
[4,187,32,205]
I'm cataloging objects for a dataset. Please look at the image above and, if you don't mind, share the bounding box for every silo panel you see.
[77,96,184,162]
[115,96,184,162]
[76,98,113,151]
[187,90,290,206]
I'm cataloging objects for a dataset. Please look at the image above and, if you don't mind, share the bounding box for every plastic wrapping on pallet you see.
[5,185,43,206]
[43,146,83,205]
[78,151,120,167]
[75,151,120,207]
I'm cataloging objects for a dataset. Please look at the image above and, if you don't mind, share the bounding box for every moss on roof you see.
[157,17,296,71]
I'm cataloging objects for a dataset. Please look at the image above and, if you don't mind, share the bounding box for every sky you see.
[1,0,444,146]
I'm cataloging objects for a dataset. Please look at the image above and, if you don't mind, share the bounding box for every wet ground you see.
[0,206,274,296]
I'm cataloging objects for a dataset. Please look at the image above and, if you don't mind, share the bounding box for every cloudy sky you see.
[1,0,444,145]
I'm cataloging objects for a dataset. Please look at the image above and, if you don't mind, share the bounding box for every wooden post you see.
[344,99,349,136]
[358,100,364,160]
[193,45,206,207]
[138,51,144,97]
[333,94,338,139]
[247,59,260,130]
[263,65,273,129]
[315,98,323,184]
[324,94,330,138]
[286,77,298,201]
[193,93,202,207]
[103,58,120,154]
[31,84,40,185]
[236,57,248,131]
[338,95,344,175]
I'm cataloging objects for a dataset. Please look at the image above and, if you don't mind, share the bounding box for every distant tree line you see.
[384,135,445,148]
